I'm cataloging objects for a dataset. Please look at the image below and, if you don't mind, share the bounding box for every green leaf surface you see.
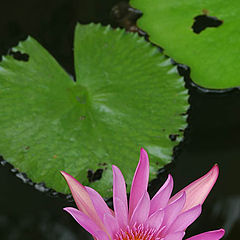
[130,0,240,89]
[0,23,188,197]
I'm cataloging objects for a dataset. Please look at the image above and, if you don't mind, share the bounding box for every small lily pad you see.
[0,23,188,197]
[130,0,240,89]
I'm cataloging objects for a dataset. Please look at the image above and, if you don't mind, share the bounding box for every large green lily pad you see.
[0,23,188,197]
[130,0,240,89]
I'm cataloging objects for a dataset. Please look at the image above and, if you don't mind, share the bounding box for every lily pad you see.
[130,0,240,89]
[0,23,188,197]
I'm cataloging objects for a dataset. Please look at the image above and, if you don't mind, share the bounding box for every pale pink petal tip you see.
[60,171,85,189]
[60,171,88,204]
[170,164,219,212]
[60,171,103,229]
[60,170,72,179]
[140,148,149,161]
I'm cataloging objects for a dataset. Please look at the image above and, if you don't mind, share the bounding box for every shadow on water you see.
[0,0,239,239]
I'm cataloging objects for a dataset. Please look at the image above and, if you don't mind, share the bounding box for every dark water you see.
[0,0,239,239]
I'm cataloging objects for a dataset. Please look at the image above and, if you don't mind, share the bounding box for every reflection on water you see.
[213,196,240,234]
[0,213,85,240]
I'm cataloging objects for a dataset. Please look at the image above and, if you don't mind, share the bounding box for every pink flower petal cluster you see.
[61,148,225,240]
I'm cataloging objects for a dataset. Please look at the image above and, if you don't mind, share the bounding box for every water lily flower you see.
[61,148,225,240]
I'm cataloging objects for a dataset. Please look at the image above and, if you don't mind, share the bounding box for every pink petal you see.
[150,174,174,215]
[130,191,150,225]
[166,205,202,234]
[114,197,128,229]
[163,231,185,240]
[103,213,119,239]
[85,186,113,223]
[169,165,219,212]
[145,209,164,230]
[161,192,186,236]
[95,231,110,240]
[186,229,225,240]
[64,207,108,239]
[61,171,103,229]
[112,165,128,226]
[129,148,149,218]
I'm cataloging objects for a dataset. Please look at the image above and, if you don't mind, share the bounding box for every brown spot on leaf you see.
[202,9,209,15]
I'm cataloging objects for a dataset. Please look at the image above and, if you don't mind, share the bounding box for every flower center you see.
[114,224,158,240]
